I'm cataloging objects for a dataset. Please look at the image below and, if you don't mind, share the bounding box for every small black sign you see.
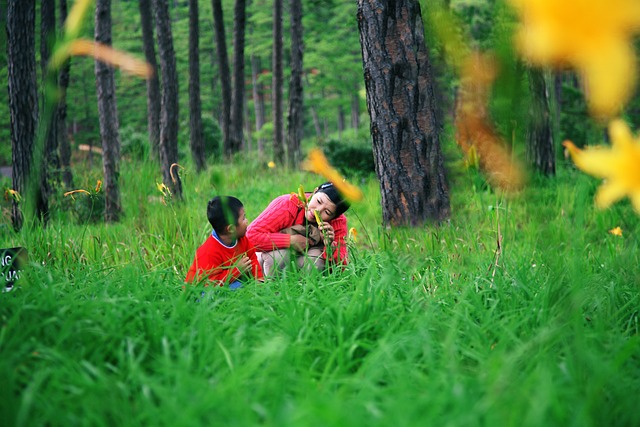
[1,247,27,292]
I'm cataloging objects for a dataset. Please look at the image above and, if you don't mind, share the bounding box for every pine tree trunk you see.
[286,0,303,168]
[188,0,206,172]
[526,68,555,176]
[351,92,360,131]
[95,0,122,222]
[211,0,231,156]
[251,54,265,156]
[139,0,161,160]
[41,0,59,185]
[357,0,450,226]
[154,0,182,199]
[229,0,246,153]
[7,0,39,230]
[272,0,284,163]
[58,0,74,189]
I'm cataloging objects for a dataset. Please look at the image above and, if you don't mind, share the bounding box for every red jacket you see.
[185,232,264,285]
[246,193,349,265]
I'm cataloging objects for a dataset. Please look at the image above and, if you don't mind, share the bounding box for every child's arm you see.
[246,195,299,251]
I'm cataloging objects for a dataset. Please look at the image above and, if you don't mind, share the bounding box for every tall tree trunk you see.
[139,0,161,160]
[188,0,206,171]
[286,0,303,168]
[310,104,322,139]
[211,0,231,156]
[58,0,74,189]
[154,0,182,199]
[229,0,246,153]
[337,104,345,139]
[526,68,555,176]
[7,0,40,230]
[41,0,59,185]
[357,0,450,226]
[251,54,265,156]
[351,92,360,131]
[272,0,284,163]
[95,0,122,222]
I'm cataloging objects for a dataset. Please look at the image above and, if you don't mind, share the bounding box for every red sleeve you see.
[240,236,264,280]
[323,214,349,265]
[246,194,302,251]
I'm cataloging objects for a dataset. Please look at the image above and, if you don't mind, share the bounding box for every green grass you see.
[1,156,639,427]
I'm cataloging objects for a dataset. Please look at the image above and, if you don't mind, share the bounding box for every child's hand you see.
[318,222,335,246]
[237,256,252,274]
[289,234,309,252]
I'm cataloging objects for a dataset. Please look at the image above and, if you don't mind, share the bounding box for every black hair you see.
[316,182,350,218]
[207,196,244,235]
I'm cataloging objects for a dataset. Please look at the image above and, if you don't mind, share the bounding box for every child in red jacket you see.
[185,196,264,288]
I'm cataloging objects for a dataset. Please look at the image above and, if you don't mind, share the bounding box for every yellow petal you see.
[609,119,635,150]
[594,181,627,209]
[630,191,640,213]
[68,40,153,78]
[563,141,619,178]
[609,226,623,236]
[303,149,364,202]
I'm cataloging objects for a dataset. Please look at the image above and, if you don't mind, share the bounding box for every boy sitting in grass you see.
[185,196,264,289]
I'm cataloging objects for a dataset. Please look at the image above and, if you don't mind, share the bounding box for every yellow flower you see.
[267,161,276,168]
[4,189,21,203]
[63,189,91,200]
[509,0,640,119]
[156,182,171,199]
[302,149,364,202]
[455,52,525,191]
[609,226,623,236]
[563,120,640,212]
[297,184,308,207]
[50,39,153,78]
[313,209,323,225]
[95,180,102,193]
[348,227,358,242]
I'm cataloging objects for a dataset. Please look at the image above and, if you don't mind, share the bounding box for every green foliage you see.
[321,133,375,178]
[120,125,149,161]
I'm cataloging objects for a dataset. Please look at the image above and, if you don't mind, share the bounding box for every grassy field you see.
[1,155,639,427]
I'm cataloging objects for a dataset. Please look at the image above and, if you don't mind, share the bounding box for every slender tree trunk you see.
[7,0,39,230]
[41,0,59,185]
[58,0,74,189]
[251,54,265,156]
[95,0,122,222]
[139,0,161,160]
[188,0,206,171]
[229,0,246,153]
[337,104,345,139]
[211,0,231,156]
[272,0,284,163]
[351,92,360,131]
[154,0,182,199]
[310,104,322,139]
[286,0,303,168]
[526,68,555,176]
[244,97,252,152]
[358,0,450,226]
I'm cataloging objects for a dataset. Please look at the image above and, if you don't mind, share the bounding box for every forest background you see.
[1,0,640,426]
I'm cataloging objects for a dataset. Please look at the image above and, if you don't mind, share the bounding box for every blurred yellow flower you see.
[297,184,308,207]
[95,180,102,193]
[563,120,640,212]
[302,149,364,202]
[313,209,323,225]
[348,227,358,242]
[63,189,90,199]
[156,182,171,199]
[268,161,276,168]
[609,226,623,236]
[4,189,21,203]
[50,39,153,78]
[509,0,640,119]
[455,52,525,191]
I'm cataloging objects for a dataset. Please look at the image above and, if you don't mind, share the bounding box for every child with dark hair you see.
[246,182,351,276]
[185,196,263,288]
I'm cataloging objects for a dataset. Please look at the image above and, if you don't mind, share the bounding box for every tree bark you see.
[272,0,284,163]
[357,0,450,226]
[154,0,182,199]
[95,0,122,222]
[41,0,59,184]
[7,0,40,230]
[251,54,265,156]
[57,0,74,189]
[526,68,555,176]
[188,0,206,172]
[139,0,161,160]
[286,0,303,168]
[211,0,231,156]
[229,0,246,154]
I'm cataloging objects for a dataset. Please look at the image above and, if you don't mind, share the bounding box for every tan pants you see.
[258,247,325,277]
